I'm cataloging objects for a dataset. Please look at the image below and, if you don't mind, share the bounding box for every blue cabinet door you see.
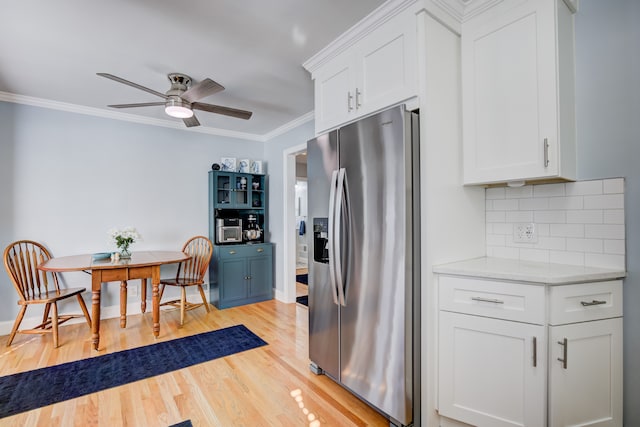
[219,258,248,303]
[248,254,273,298]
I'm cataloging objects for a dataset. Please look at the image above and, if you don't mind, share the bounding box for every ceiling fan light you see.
[165,105,193,118]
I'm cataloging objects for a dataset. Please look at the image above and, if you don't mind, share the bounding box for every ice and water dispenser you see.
[313,217,329,263]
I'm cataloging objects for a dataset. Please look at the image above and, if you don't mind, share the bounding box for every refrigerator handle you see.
[334,168,349,307]
[327,169,340,306]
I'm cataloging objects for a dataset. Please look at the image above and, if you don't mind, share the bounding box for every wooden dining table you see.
[39,250,189,351]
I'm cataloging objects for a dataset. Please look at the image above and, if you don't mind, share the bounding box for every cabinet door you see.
[314,50,355,133]
[232,174,252,208]
[439,311,546,427]
[219,258,248,303]
[356,8,417,117]
[213,172,234,208]
[462,0,560,184]
[549,318,623,427]
[247,254,272,298]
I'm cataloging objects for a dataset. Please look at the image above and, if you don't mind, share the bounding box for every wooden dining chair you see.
[159,236,213,326]
[3,240,91,348]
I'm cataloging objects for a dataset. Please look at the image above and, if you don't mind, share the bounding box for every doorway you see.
[294,153,308,305]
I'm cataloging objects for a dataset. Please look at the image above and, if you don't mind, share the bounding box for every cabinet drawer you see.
[218,244,272,259]
[548,280,623,325]
[439,276,545,324]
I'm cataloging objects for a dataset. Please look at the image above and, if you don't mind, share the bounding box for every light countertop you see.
[433,256,626,285]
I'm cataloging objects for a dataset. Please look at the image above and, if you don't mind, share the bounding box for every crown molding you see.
[262,111,314,142]
[303,0,419,75]
[0,91,317,142]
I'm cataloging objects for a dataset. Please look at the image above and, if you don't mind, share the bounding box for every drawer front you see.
[549,280,623,325]
[218,244,272,259]
[439,276,545,324]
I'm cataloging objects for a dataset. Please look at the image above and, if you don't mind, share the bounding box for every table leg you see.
[152,266,160,339]
[141,278,147,313]
[120,281,127,328]
[91,272,102,351]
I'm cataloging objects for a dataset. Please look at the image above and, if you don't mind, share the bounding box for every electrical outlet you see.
[513,223,538,243]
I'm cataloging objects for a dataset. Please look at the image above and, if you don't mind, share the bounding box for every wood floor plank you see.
[0,300,388,426]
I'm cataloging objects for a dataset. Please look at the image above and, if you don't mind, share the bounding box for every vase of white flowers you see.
[108,226,141,258]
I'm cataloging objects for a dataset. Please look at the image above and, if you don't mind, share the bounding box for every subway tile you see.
[519,248,550,263]
[604,239,625,255]
[486,211,506,223]
[566,238,603,253]
[550,251,585,266]
[493,198,519,211]
[536,223,550,236]
[603,178,624,194]
[585,253,625,270]
[584,194,624,210]
[604,210,625,224]
[535,236,566,251]
[486,187,505,200]
[492,223,512,235]
[486,199,494,211]
[548,196,584,210]
[550,223,584,238]
[533,183,565,198]
[565,180,603,196]
[566,210,603,224]
[505,185,533,199]
[534,210,566,224]
[487,234,506,246]
[519,198,549,211]
[488,246,520,259]
[585,224,625,240]
[506,211,534,223]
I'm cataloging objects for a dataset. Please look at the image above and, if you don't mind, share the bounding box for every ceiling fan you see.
[97,72,253,127]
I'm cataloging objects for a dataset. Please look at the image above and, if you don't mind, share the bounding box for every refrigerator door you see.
[307,131,340,380]
[337,106,415,424]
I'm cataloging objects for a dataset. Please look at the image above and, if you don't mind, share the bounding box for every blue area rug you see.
[0,325,267,419]
[296,274,308,285]
[170,421,193,427]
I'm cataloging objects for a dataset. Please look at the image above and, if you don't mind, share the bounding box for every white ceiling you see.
[0,0,386,139]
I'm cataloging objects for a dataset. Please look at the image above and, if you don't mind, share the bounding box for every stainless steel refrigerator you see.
[307,105,420,427]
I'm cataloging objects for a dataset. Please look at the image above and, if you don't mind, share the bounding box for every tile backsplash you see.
[485,178,625,270]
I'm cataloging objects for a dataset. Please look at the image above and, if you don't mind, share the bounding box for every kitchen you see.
[0,0,638,426]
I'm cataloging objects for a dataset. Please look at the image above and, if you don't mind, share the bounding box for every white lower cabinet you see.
[549,318,623,427]
[438,276,623,427]
[439,311,546,427]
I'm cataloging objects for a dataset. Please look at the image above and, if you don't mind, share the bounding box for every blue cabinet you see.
[210,171,265,209]
[209,243,273,309]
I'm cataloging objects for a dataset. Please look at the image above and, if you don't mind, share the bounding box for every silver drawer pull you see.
[257,248,264,253]
[471,296,504,304]
[580,299,607,307]
[229,250,236,255]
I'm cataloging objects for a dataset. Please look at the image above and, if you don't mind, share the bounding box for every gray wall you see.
[575,0,640,424]
[0,101,264,320]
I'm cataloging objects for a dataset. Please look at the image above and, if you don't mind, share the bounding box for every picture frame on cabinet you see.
[220,157,236,172]
[250,160,263,174]
[238,159,250,173]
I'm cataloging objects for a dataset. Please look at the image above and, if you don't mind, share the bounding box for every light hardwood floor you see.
[0,299,387,426]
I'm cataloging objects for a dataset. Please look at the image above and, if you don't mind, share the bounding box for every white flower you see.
[108,226,142,250]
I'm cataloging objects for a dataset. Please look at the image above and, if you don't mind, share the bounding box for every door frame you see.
[282,142,307,303]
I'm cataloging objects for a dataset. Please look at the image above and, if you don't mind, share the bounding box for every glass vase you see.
[119,247,132,258]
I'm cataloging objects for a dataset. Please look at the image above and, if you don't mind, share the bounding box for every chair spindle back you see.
[3,240,60,302]
[176,236,213,282]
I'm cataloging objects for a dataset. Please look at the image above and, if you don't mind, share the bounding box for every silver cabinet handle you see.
[471,296,504,304]
[558,338,568,369]
[355,88,362,109]
[543,138,550,167]
[229,250,236,255]
[347,91,354,111]
[580,299,607,307]
[256,248,264,253]
[533,336,537,367]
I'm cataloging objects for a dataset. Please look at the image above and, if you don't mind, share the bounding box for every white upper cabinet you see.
[462,0,576,185]
[305,3,418,134]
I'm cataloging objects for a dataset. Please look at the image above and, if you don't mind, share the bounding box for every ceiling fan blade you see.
[183,114,200,127]
[181,78,225,103]
[192,102,253,120]
[97,73,168,99]
[107,102,166,108]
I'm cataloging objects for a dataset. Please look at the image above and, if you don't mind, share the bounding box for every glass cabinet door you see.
[215,173,234,207]
[233,174,252,208]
